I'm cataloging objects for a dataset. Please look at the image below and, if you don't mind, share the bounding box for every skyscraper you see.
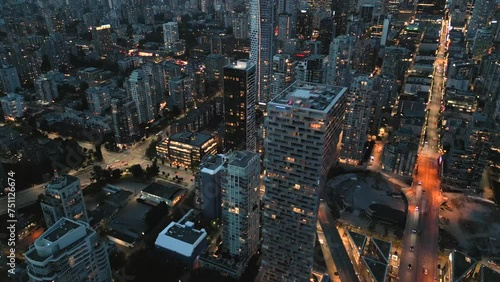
[92,24,113,56]
[327,35,355,87]
[221,151,261,260]
[127,69,157,124]
[295,55,326,84]
[250,0,275,104]
[223,60,257,152]
[270,54,295,100]
[40,173,88,228]
[261,82,347,281]
[340,75,374,164]
[0,93,25,119]
[276,0,298,42]
[111,98,139,144]
[86,85,111,115]
[24,218,112,282]
[163,22,179,47]
[195,154,224,220]
[35,72,60,103]
[0,65,21,94]
[467,0,496,39]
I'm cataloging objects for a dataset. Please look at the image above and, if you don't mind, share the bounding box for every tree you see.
[144,202,169,230]
[94,144,103,162]
[145,140,158,160]
[111,169,122,179]
[146,160,160,178]
[130,164,144,178]
[90,165,111,184]
[109,250,126,270]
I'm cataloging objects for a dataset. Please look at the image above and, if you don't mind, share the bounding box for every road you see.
[399,17,448,282]
[318,202,359,282]
[317,222,341,282]
[0,125,196,216]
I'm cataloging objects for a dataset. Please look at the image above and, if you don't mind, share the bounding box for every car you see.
[410,245,414,251]
[416,206,419,211]
[408,264,412,269]
[418,181,422,185]
[412,229,417,233]
[424,268,428,275]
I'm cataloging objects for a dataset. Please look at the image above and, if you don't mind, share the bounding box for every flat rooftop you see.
[200,154,224,171]
[48,174,79,187]
[169,131,214,147]
[224,59,253,70]
[271,81,346,112]
[165,223,202,244]
[142,182,183,200]
[226,151,257,168]
[43,218,80,242]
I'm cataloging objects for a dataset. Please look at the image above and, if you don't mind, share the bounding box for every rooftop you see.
[362,257,388,282]
[43,218,80,242]
[452,250,477,281]
[270,81,347,112]
[224,59,253,70]
[226,151,258,168]
[371,238,392,263]
[200,154,225,173]
[47,173,79,188]
[348,230,367,253]
[155,220,207,257]
[480,264,500,282]
[169,131,214,147]
[142,182,184,201]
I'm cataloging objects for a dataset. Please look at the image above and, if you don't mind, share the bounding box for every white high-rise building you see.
[340,75,374,164]
[221,151,260,260]
[250,0,275,104]
[41,173,88,228]
[0,93,25,118]
[261,81,347,281]
[127,69,157,124]
[327,35,355,87]
[163,22,179,47]
[25,218,112,282]
[0,65,21,93]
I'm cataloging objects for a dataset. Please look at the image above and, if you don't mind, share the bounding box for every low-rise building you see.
[155,213,207,265]
[140,182,185,207]
[157,131,217,168]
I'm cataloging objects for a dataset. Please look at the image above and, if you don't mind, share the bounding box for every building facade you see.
[0,65,21,94]
[0,93,24,118]
[157,132,218,169]
[111,98,139,144]
[250,0,275,103]
[261,82,347,281]
[41,173,88,228]
[221,151,260,260]
[340,75,374,164]
[223,60,257,152]
[24,218,111,282]
[195,154,224,220]
[127,69,157,124]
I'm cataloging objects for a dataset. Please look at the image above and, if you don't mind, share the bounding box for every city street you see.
[399,17,449,282]
[318,202,359,282]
